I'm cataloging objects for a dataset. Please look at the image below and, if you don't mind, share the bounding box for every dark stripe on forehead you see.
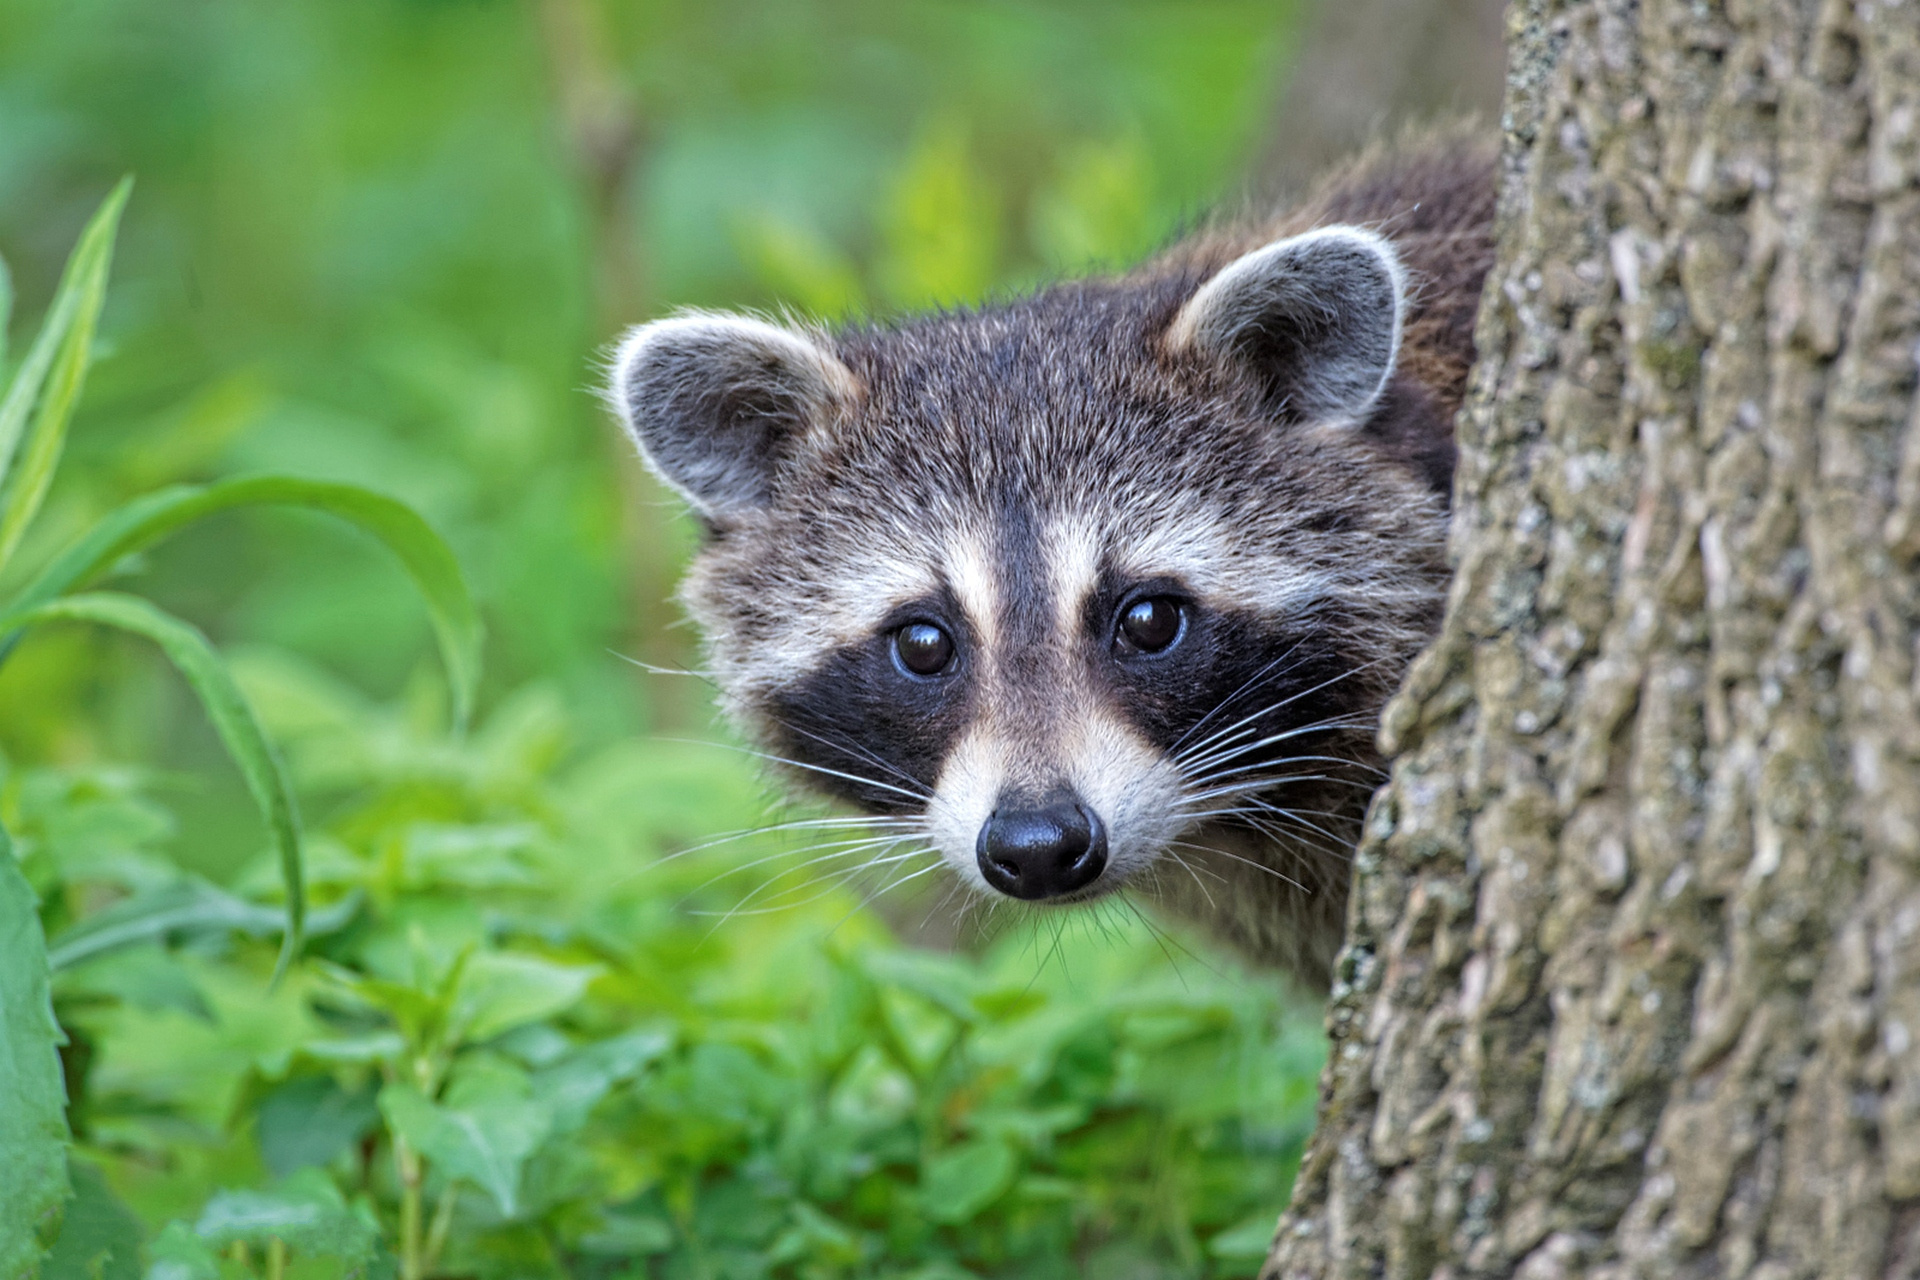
[993,490,1054,653]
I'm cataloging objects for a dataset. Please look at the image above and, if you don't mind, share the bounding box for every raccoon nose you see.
[976,802,1108,900]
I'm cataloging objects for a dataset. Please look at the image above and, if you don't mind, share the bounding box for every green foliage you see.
[15,668,1324,1277]
[0,180,126,570]
[4,478,483,730]
[0,822,70,1280]
[0,3,1327,1277]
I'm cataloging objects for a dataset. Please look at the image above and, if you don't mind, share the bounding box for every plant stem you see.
[395,1135,424,1280]
[266,1237,287,1280]
[423,1184,457,1275]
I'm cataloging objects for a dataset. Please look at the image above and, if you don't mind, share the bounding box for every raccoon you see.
[607,138,1496,987]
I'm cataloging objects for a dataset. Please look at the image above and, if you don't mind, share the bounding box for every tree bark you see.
[1266,0,1920,1275]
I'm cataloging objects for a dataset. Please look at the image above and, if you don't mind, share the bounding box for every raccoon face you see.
[607,226,1449,937]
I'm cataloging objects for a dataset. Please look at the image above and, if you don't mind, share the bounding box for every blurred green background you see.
[0,0,1289,827]
[0,3,1391,1277]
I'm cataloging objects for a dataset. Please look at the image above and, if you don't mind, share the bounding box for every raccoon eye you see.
[894,622,956,677]
[1116,597,1184,654]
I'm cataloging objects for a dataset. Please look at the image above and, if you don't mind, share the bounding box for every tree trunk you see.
[1265,0,1920,1275]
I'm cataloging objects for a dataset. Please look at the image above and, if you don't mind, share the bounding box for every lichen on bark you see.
[1265,0,1920,1274]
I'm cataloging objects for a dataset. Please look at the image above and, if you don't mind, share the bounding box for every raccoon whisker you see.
[1168,840,1311,894]
[1162,847,1232,886]
[1158,848,1225,912]
[1176,720,1378,778]
[920,876,975,938]
[613,818,919,891]
[1177,805,1358,866]
[679,834,923,908]
[1186,748,1387,785]
[1178,770,1382,809]
[1173,718,1352,777]
[650,814,922,865]
[675,738,932,805]
[1221,802,1359,859]
[1178,704,1376,758]
[696,862,928,923]
[1112,893,1221,986]
[718,843,935,913]
[823,854,950,938]
[697,844,934,925]
[609,651,720,687]
[1166,641,1317,756]
[1228,812,1355,865]
[766,717,933,797]
[1170,656,1397,766]
[1184,801,1359,843]
[1238,798,1363,861]
[1170,665,1345,765]
[1031,912,1073,989]
[1180,802,1355,825]
[1183,753,1385,795]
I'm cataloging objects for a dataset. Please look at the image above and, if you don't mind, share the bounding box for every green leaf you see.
[450,952,600,1045]
[193,1169,377,1270]
[0,593,304,977]
[0,476,483,730]
[379,1074,550,1218]
[919,1138,1018,1225]
[144,1222,221,1280]
[255,1076,381,1179]
[533,1028,673,1133]
[46,878,360,972]
[573,1213,673,1257]
[0,819,70,1280]
[38,1162,142,1280]
[0,179,130,572]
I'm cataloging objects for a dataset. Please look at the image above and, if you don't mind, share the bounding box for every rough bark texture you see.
[1265,0,1920,1275]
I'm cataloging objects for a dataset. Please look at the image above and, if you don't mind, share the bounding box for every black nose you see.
[976,801,1108,900]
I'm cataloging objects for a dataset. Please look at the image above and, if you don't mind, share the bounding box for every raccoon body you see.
[608,138,1497,987]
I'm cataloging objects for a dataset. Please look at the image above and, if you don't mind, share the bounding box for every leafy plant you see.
[0,188,480,1278]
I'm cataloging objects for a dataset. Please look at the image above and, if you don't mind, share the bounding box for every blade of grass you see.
[0,251,13,372]
[0,818,72,1280]
[0,592,305,979]
[0,476,483,729]
[0,179,131,572]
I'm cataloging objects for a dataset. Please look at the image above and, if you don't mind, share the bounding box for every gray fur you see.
[1168,226,1406,424]
[605,138,1498,988]
[611,312,859,518]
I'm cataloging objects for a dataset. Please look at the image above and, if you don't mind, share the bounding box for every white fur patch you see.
[924,729,1005,893]
[945,528,1001,653]
[1045,510,1336,622]
[1062,708,1186,883]
[924,704,1187,898]
[1043,518,1102,645]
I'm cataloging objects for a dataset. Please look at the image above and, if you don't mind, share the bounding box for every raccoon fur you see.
[606,137,1496,988]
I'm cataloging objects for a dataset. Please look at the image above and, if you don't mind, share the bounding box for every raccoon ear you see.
[1168,225,1406,424]
[609,312,859,518]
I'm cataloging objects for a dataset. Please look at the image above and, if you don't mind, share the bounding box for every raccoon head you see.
[607,225,1451,976]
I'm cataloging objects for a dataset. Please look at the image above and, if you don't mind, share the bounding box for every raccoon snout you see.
[975,800,1108,900]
